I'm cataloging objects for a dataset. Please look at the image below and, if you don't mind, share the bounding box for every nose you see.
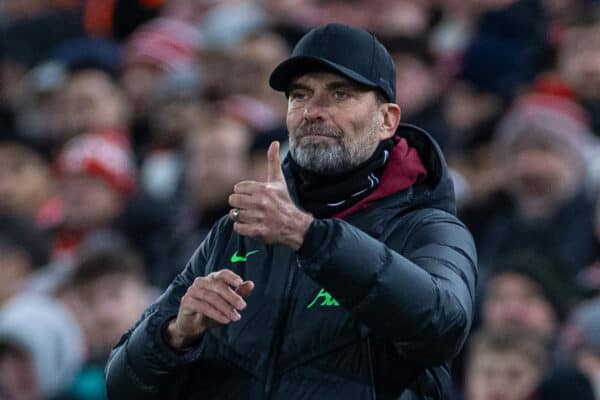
[303,92,329,122]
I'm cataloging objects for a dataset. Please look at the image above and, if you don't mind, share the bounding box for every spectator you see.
[53,131,137,262]
[535,297,600,400]
[222,31,289,132]
[121,16,199,122]
[0,245,152,400]
[140,68,204,202]
[469,77,598,276]
[464,329,548,400]
[0,141,58,227]
[63,247,153,358]
[558,22,600,134]
[152,116,253,288]
[56,68,130,145]
[0,290,87,400]
[480,252,578,339]
[385,36,451,150]
[0,214,51,305]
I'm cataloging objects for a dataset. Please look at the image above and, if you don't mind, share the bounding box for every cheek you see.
[286,108,303,131]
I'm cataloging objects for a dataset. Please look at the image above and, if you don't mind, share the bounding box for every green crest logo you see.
[306,289,340,309]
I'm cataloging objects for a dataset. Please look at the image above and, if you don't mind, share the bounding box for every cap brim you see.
[269,56,379,94]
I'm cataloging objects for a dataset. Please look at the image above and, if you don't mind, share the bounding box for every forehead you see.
[488,272,543,296]
[290,71,360,87]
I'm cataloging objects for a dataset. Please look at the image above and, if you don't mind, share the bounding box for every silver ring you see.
[231,208,240,222]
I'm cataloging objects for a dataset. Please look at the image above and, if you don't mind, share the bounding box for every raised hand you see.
[166,270,254,351]
[228,141,313,250]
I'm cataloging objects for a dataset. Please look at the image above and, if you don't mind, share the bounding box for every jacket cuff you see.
[297,219,332,262]
[127,311,205,379]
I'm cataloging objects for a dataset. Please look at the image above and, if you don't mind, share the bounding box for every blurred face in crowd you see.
[186,119,251,212]
[76,274,148,355]
[543,0,584,25]
[0,143,52,218]
[58,70,129,140]
[394,54,439,118]
[483,272,558,338]
[444,81,503,133]
[286,72,399,174]
[231,33,289,100]
[59,175,124,230]
[121,63,162,118]
[465,348,542,400]
[0,345,37,400]
[0,246,33,305]
[509,143,580,219]
[560,25,600,100]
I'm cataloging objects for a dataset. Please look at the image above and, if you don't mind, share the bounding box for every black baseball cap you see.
[269,23,396,103]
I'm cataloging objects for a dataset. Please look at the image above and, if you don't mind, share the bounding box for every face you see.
[121,64,162,117]
[394,54,439,117]
[0,247,32,305]
[186,119,251,211]
[0,145,52,217]
[559,25,600,100]
[58,70,129,140]
[509,146,580,218]
[77,274,148,355]
[60,175,123,230]
[483,273,558,338]
[466,350,542,400]
[0,346,37,400]
[286,72,398,174]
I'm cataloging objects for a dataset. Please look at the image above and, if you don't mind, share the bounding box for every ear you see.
[378,103,401,140]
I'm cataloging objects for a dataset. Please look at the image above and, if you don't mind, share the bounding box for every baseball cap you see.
[269,23,396,103]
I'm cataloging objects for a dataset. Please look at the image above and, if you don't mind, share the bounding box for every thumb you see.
[267,141,285,183]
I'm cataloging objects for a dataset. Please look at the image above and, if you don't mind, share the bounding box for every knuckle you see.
[257,197,268,209]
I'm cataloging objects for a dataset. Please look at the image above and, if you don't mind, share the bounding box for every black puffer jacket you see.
[105,124,477,400]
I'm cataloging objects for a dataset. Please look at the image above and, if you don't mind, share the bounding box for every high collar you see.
[282,123,457,218]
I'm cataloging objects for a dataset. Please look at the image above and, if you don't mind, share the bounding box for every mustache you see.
[296,123,342,139]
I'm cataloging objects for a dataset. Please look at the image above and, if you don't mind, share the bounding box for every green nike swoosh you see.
[230,250,260,263]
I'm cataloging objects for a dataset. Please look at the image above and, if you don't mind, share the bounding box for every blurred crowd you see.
[2,0,600,399]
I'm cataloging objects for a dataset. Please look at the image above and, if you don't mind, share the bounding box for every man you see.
[105,23,477,399]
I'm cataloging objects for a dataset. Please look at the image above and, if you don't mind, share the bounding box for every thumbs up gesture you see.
[228,141,314,251]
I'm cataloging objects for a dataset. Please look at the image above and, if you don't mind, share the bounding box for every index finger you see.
[233,180,263,195]
[211,269,244,288]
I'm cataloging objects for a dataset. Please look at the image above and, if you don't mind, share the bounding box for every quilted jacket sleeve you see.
[297,208,477,366]
[105,220,225,400]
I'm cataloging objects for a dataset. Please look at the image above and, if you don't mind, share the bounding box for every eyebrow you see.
[325,81,368,93]
[287,82,311,93]
[287,80,370,94]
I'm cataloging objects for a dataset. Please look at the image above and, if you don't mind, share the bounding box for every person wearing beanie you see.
[121,17,200,120]
[53,130,137,261]
[472,76,598,277]
[106,23,477,399]
[481,251,580,339]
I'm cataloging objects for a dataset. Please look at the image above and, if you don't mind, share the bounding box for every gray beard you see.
[289,121,380,174]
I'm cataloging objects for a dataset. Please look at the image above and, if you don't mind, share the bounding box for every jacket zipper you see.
[366,336,377,400]
[264,252,298,397]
